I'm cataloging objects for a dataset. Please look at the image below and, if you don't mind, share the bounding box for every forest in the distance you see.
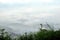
[0,24,60,40]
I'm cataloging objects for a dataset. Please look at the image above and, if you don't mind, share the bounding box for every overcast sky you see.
[0,0,60,33]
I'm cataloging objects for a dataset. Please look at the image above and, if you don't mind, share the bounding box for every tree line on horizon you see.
[0,24,60,40]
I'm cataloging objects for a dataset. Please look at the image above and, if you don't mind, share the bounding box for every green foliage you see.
[0,29,12,40]
[17,30,60,40]
[0,24,60,40]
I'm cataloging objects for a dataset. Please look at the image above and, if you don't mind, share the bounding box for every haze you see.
[0,0,60,33]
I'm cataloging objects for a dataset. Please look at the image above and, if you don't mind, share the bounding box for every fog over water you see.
[0,0,60,33]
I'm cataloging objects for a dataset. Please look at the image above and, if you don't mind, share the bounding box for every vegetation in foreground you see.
[0,24,60,40]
